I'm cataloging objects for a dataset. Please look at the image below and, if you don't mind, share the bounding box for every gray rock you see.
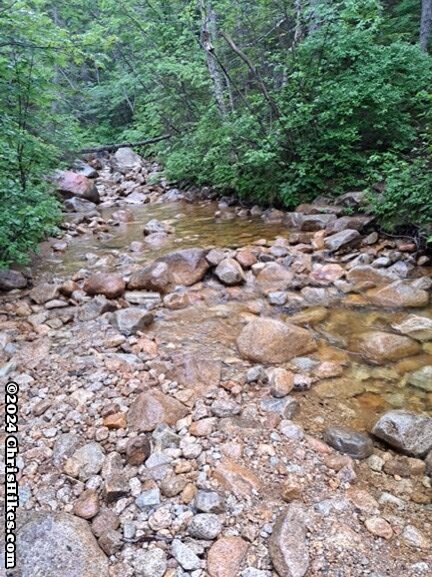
[77,296,117,322]
[10,511,108,577]
[113,147,142,173]
[136,488,161,509]
[211,399,241,418]
[407,366,432,392]
[425,451,432,477]
[52,433,82,467]
[188,514,222,540]
[65,442,105,481]
[64,197,98,215]
[324,426,373,459]
[261,397,299,419]
[372,410,432,457]
[110,308,154,336]
[172,540,201,571]
[324,229,361,252]
[0,269,27,291]
[133,547,167,577]
[269,503,309,577]
[392,315,432,342]
[214,258,245,285]
[195,490,225,513]
[246,365,267,383]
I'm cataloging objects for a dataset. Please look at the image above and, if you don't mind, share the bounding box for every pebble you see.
[188,514,222,540]
[172,539,201,571]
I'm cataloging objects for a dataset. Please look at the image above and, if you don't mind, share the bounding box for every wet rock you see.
[237,318,317,364]
[143,218,173,235]
[207,537,249,577]
[324,229,361,252]
[128,390,189,432]
[73,489,100,520]
[172,540,200,571]
[64,442,105,481]
[256,263,294,293]
[214,257,245,285]
[269,503,309,577]
[350,331,421,365]
[407,366,432,392]
[133,548,167,577]
[372,410,432,457]
[126,435,151,465]
[128,248,209,293]
[346,265,395,288]
[54,170,100,203]
[392,315,432,341]
[84,273,126,299]
[309,264,345,285]
[236,248,257,268]
[366,281,429,308]
[110,308,154,336]
[0,269,27,291]
[113,147,142,173]
[324,426,373,459]
[112,208,134,222]
[195,490,225,513]
[188,514,222,540]
[14,510,108,577]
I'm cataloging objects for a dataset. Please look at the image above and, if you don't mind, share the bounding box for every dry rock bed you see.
[0,148,431,577]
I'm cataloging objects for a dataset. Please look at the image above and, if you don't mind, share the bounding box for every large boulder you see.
[84,273,126,299]
[350,331,421,365]
[128,390,189,432]
[128,248,209,293]
[54,170,100,204]
[9,510,108,577]
[372,410,432,457]
[392,315,432,342]
[269,503,310,577]
[214,258,245,286]
[0,269,27,291]
[113,147,142,173]
[366,281,429,309]
[237,318,317,364]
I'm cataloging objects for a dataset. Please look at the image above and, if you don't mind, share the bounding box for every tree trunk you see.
[420,0,432,52]
[200,1,227,117]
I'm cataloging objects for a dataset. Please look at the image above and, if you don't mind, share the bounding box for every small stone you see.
[207,537,249,577]
[365,517,393,540]
[73,489,100,519]
[103,412,126,429]
[211,399,241,417]
[133,548,167,577]
[195,490,225,513]
[268,368,294,398]
[269,504,309,577]
[126,435,151,465]
[92,510,120,538]
[281,478,303,502]
[188,514,222,540]
[136,488,161,509]
[324,426,373,459]
[246,365,267,383]
[98,529,123,556]
[171,539,201,571]
[402,525,430,549]
[214,258,245,285]
[160,475,187,498]
[367,455,384,472]
[64,442,105,481]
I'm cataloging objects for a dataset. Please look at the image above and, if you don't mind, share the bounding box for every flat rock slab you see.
[269,503,310,577]
[372,410,432,457]
[9,511,108,577]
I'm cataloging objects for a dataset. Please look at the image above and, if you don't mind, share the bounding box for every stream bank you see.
[0,148,431,577]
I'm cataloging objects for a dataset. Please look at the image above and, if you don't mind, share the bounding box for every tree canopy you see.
[1,0,431,266]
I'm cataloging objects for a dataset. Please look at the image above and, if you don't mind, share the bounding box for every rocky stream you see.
[0,147,431,577]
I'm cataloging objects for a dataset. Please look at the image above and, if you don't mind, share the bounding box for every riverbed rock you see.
[128,248,209,293]
[64,197,98,215]
[84,273,126,299]
[366,281,429,308]
[207,537,249,577]
[346,265,396,288]
[30,282,60,304]
[324,229,361,252]
[326,215,374,234]
[54,170,100,204]
[407,366,432,392]
[372,410,432,457]
[237,318,317,364]
[392,315,432,341]
[256,263,294,293]
[0,269,27,291]
[323,426,373,459]
[113,147,142,173]
[13,510,108,577]
[350,331,421,365]
[269,503,309,577]
[128,390,189,432]
[299,213,336,232]
[110,308,154,335]
[214,258,245,285]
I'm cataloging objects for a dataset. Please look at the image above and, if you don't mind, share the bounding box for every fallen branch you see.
[80,134,172,154]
